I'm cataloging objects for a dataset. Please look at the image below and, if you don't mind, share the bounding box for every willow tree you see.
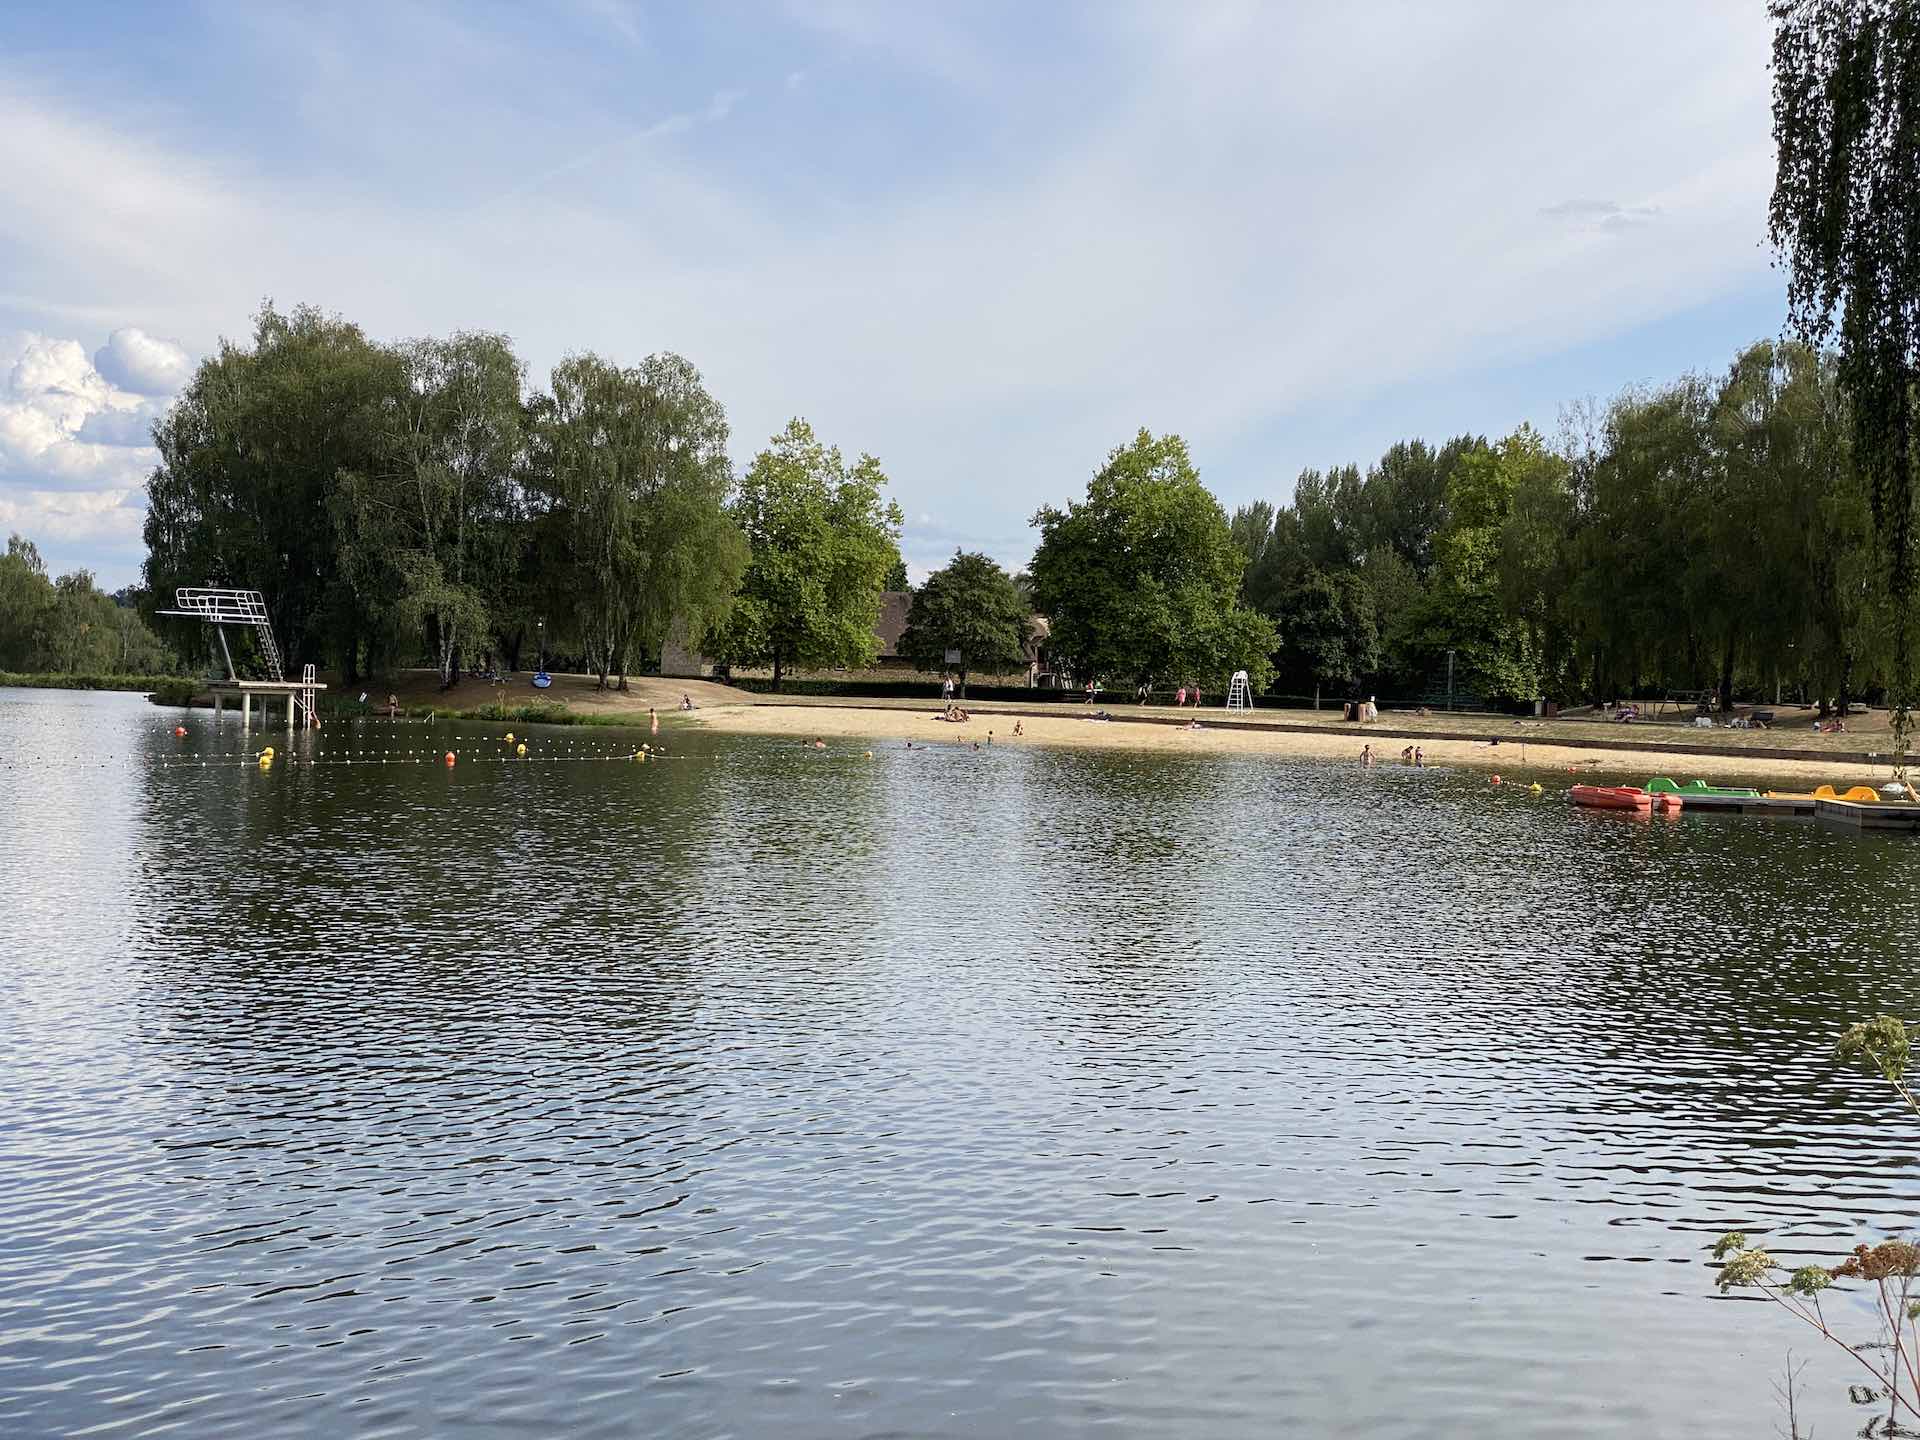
[530,352,745,689]
[331,332,526,687]
[1771,0,1920,768]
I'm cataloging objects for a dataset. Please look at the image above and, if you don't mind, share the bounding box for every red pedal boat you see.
[1571,784,1656,811]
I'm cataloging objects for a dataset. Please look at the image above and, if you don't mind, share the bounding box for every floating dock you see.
[1815,798,1920,832]
[1675,793,1817,818]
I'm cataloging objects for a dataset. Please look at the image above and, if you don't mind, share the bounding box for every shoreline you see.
[105,669,1902,786]
[690,699,1897,786]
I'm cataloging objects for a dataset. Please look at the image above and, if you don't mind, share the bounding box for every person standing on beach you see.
[942,675,954,702]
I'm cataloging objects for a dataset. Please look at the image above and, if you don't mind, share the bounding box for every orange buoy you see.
[173,726,187,737]
[444,751,456,767]
[1490,774,1502,785]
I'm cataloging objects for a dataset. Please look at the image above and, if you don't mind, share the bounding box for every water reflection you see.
[1,688,1917,1438]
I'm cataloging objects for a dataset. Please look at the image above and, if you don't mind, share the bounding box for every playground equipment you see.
[155,587,324,729]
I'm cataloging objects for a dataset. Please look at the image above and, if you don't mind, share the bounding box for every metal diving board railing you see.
[156,587,284,683]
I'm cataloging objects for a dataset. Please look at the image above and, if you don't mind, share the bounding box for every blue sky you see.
[1,1,1782,590]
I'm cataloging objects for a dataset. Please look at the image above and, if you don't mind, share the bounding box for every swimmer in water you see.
[1360,743,1373,767]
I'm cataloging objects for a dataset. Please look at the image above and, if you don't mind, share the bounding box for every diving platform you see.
[207,678,328,731]
[156,587,322,728]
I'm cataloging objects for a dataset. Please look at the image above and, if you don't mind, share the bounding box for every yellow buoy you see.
[516,742,527,757]
[505,732,515,744]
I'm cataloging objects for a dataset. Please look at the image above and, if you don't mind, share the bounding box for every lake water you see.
[3,686,1919,1439]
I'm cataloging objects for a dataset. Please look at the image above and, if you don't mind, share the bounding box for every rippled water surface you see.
[4,687,1920,1438]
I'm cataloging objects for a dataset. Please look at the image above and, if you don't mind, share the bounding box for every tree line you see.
[142,304,904,690]
[1225,339,1915,712]
[113,304,1920,713]
[0,536,179,676]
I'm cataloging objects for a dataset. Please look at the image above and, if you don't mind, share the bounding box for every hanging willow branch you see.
[1770,0,1920,775]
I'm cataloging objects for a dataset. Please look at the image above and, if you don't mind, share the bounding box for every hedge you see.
[0,672,188,695]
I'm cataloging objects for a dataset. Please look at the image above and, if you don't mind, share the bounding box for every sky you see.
[0,1,1786,591]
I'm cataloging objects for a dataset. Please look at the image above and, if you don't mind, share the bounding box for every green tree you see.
[1353,544,1426,689]
[0,535,55,670]
[331,332,527,687]
[712,418,904,689]
[1273,568,1378,705]
[884,556,909,591]
[142,303,403,676]
[1029,429,1276,692]
[530,352,745,690]
[896,550,1031,695]
[1412,426,1560,703]
[0,541,177,675]
[1771,0,1920,766]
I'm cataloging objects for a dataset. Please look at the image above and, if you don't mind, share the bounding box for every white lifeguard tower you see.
[1226,669,1253,711]
[156,587,324,730]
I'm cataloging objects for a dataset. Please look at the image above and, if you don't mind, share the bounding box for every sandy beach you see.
[689,698,1898,787]
[319,669,1904,787]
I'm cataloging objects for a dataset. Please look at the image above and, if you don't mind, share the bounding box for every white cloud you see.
[0,333,158,491]
[0,330,165,577]
[93,327,191,395]
[0,486,145,554]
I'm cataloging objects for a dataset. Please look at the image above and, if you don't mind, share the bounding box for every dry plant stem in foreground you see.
[1716,1017,1920,1433]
